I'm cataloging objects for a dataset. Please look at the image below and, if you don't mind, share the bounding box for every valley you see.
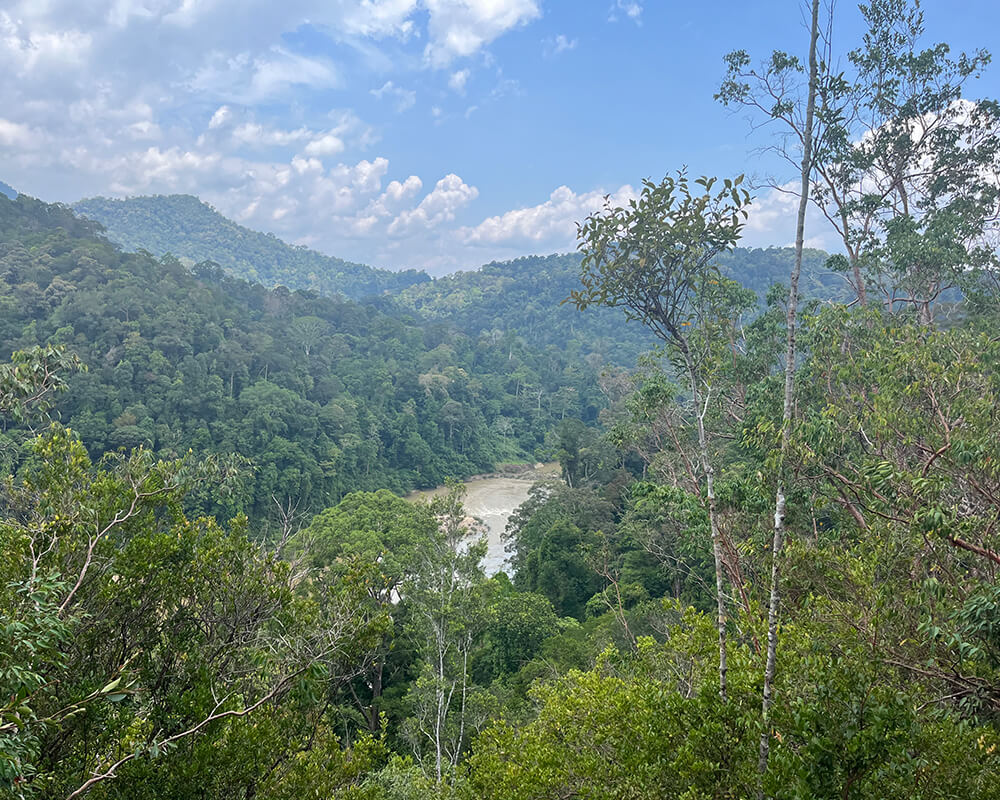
[3,1,1000,795]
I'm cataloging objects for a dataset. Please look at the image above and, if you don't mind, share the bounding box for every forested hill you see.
[72,193,431,301]
[0,193,604,521]
[397,247,847,365]
[0,180,16,199]
[71,191,848,366]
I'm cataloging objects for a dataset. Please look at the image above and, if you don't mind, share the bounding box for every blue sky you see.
[2,0,999,274]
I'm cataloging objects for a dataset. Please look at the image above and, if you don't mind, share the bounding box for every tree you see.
[0,427,380,798]
[403,484,488,782]
[300,490,439,733]
[571,171,752,701]
[288,314,327,356]
[719,0,1000,320]
[756,0,822,784]
[718,0,822,784]
[506,483,614,620]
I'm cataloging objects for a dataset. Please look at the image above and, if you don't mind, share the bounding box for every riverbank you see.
[407,461,561,575]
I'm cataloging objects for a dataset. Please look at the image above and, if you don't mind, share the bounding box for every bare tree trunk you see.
[758,0,820,791]
[684,354,728,703]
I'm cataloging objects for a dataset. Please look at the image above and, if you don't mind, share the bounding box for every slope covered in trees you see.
[4,1,1000,796]
[396,247,847,365]
[71,192,847,365]
[72,193,430,301]
[0,193,603,522]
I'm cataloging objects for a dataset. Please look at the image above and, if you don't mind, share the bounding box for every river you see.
[407,463,561,575]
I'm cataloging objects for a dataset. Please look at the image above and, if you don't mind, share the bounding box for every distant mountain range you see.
[397,247,848,365]
[72,191,849,365]
[0,180,17,200]
[73,194,430,302]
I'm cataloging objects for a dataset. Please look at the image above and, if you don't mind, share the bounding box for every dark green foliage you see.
[398,248,846,367]
[506,484,615,619]
[0,193,602,524]
[70,194,847,371]
[72,194,430,301]
[480,585,559,678]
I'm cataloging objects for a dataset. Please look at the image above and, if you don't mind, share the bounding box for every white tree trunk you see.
[758,0,820,791]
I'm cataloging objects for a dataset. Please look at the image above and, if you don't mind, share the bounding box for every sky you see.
[2,0,1000,275]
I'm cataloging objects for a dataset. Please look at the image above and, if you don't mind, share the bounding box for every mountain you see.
[398,253,659,366]
[0,180,17,199]
[396,247,848,366]
[1,192,603,519]
[71,192,852,368]
[72,193,430,301]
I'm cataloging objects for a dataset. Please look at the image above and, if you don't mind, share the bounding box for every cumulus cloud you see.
[460,183,636,250]
[303,134,346,156]
[741,183,842,252]
[423,0,541,67]
[371,80,417,112]
[388,173,479,235]
[0,0,562,274]
[609,1,643,23]
[384,175,424,202]
[448,68,470,93]
[199,108,371,159]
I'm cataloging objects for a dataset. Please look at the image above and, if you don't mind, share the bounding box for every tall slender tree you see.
[719,0,823,787]
[759,0,821,788]
[720,0,1000,320]
[572,172,751,701]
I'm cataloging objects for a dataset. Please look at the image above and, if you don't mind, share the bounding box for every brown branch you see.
[944,534,1000,568]
[65,669,305,800]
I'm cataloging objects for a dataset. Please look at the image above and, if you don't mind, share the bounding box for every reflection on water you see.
[407,464,560,576]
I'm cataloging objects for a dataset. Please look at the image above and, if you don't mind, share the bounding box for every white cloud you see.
[190,47,341,103]
[251,48,340,96]
[423,0,541,67]
[609,1,643,23]
[0,13,93,77]
[125,119,162,140]
[461,183,636,249]
[741,183,842,252]
[371,80,417,112]
[0,118,39,148]
[448,68,470,93]
[208,105,233,129]
[388,173,479,235]
[202,109,372,160]
[384,175,423,202]
[232,122,313,148]
[543,33,577,56]
[0,0,556,275]
[303,133,346,156]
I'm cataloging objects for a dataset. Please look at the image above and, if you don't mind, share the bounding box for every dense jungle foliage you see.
[4,1,1000,797]
[68,191,849,366]
[72,194,430,301]
[0,193,604,522]
[398,247,847,365]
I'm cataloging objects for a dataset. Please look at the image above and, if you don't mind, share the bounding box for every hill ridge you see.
[73,193,430,301]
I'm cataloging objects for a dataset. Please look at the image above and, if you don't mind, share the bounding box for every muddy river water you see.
[407,463,560,575]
